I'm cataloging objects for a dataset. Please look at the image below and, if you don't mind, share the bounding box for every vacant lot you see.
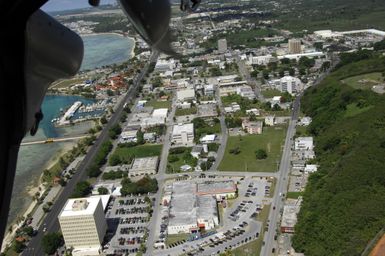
[147,100,172,109]
[109,144,162,163]
[342,72,384,90]
[219,126,287,172]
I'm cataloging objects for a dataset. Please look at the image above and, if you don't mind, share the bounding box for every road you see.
[260,95,300,256]
[22,52,159,256]
[20,136,88,146]
[235,55,265,101]
[210,86,227,171]
[145,95,177,256]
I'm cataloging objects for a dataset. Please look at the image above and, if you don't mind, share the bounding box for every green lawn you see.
[175,107,197,116]
[232,205,271,256]
[295,125,309,137]
[342,72,384,90]
[147,100,171,109]
[287,191,304,199]
[166,233,190,247]
[110,144,162,163]
[261,89,285,98]
[219,126,287,172]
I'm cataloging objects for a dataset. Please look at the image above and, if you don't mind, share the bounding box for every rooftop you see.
[172,123,194,135]
[60,197,102,217]
[197,181,237,195]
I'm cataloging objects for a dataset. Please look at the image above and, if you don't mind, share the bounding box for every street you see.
[22,52,159,256]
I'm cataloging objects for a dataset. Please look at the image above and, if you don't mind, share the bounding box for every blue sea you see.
[8,33,134,226]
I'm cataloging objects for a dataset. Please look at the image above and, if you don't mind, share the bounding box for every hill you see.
[292,52,385,255]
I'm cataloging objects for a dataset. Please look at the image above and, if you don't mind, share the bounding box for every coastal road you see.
[22,52,159,256]
[20,136,88,146]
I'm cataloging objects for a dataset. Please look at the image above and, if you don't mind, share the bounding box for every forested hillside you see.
[292,52,385,255]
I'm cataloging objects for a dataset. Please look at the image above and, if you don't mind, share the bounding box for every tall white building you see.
[278,76,302,95]
[172,123,194,146]
[288,39,302,54]
[59,197,107,256]
[218,38,227,53]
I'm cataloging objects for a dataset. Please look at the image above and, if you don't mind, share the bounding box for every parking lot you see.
[288,173,308,192]
[103,196,154,255]
[152,175,273,255]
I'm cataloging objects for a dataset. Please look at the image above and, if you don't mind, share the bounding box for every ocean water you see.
[81,34,135,71]
[8,33,134,227]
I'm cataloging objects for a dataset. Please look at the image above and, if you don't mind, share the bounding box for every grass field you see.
[218,126,287,172]
[110,144,162,163]
[175,107,197,116]
[232,205,271,256]
[261,89,285,98]
[287,191,304,199]
[342,72,384,90]
[147,100,172,109]
[166,233,190,247]
[344,103,373,118]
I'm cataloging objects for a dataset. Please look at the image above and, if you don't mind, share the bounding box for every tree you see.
[42,232,63,255]
[98,187,109,195]
[109,154,122,166]
[13,241,25,253]
[87,164,101,178]
[272,104,282,111]
[72,181,91,198]
[262,70,270,79]
[289,68,295,76]
[255,149,267,159]
[100,116,107,124]
[23,226,34,237]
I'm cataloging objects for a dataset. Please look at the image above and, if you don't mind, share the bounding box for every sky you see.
[42,0,117,12]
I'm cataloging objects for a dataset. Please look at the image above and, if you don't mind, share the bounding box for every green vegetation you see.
[72,181,91,198]
[274,0,385,32]
[342,72,384,90]
[120,176,158,196]
[166,147,197,173]
[261,89,285,98]
[219,127,287,172]
[109,144,162,164]
[87,140,113,178]
[147,100,172,109]
[42,232,63,255]
[232,205,270,256]
[175,106,197,116]
[108,123,122,139]
[255,149,268,160]
[98,187,109,195]
[287,191,304,199]
[292,53,385,255]
[192,117,221,142]
[102,170,126,180]
[166,233,190,247]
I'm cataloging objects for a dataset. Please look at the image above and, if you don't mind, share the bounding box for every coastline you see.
[81,32,136,58]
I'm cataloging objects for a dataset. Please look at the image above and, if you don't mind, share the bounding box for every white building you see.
[218,38,227,53]
[304,164,318,173]
[204,84,215,96]
[295,137,314,151]
[172,123,194,146]
[154,58,176,72]
[129,157,159,177]
[176,88,196,102]
[270,76,302,95]
[248,54,274,66]
[265,116,275,126]
[119,129,138,144]
[59,197,107,256]
[236,86,256,100]
[152,108,168,119]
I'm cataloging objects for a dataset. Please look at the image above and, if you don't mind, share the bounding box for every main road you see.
[22,52,159,256]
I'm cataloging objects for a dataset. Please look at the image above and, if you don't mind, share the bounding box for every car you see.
[43,227,47,232]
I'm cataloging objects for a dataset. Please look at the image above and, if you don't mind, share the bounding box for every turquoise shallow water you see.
[80,34,135,71]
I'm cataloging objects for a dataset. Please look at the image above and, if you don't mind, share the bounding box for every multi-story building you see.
[172,123,194,146]
[242,120,263,134]
[288,39,302,54]
[59,197,107,256]
[218,38,228,53]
